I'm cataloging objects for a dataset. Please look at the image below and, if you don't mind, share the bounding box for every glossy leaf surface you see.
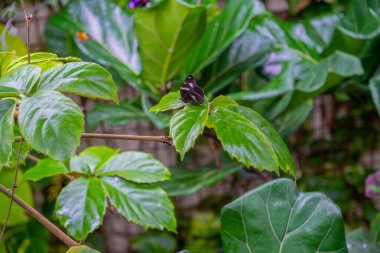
[221,179,348,253]
[101,176,176,233]
[209,107,278,172]
[97,151,171,183]
[0,99,16,168]
[37,62,118,102]
[21,158,69,182]
[169,105,209,159]
[56,177,106,240]
[135,0,206,86]
[19,90,84,160]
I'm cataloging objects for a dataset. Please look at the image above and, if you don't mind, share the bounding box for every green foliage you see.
[135,0,207,86]
[162,163,244,196]
[21,158,69,183]
[0,99,16,168]
[131,232,177,253]
[221,179,348,253]
[40,146,177,239]
[150,91,185,113]
[0,24,27,55]
[66,245,101,253]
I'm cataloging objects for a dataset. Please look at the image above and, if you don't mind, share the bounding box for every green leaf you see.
[0,51,16,76]
[21,158,69,182]
[370,75,380,116]
[87,101,148,130]
[209,107,278,172]
[162,163,243,196]
[346,228,380,253]
[135,0,206,86]
[0,65,41,94]
[0,99,16,168]
[70,146,119,174]
[221,179,348,253]
[131,232,177,253]
[19,90,84,160]
[210,96,238,110]
[201,30,272,95]
[0,170,34,226]
[228,106,296,176]
[142,95,171,129]
[8,52,81,73]
[0,25,27,56]
[36,62,118,103]
[296,51,364,94]
[369,214,380,243]
[185,0,265,74]
[56,177,106,240]
[0,86,19,98]
[67,246,101,253]
[170,105,209,159]
[150,92,185,113]
[228,63,294,101]
[100,176,176,233]
[273,99,313,137]
[97,151,171,183]
[46,0,141,77]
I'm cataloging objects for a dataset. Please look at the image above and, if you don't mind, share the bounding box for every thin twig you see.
[0,139,23,240]
[26,153,40,163]
[15,133,172,145]
[80,133,172,145]
[0,184,80,247]
[20,0,32,64]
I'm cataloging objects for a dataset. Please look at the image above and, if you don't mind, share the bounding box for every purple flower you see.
[128,0,151,8]
[365,170,380,199]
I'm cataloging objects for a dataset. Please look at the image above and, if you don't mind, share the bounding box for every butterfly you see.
[180,75,205,105]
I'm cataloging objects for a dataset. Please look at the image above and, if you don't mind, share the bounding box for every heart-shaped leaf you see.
[56,177,106,240]
[19,90,84,160]
[36,62,118,103]
[221,179,348,253]
[97,151,171,183]
[169,105,209,159]
[100,176,176,233]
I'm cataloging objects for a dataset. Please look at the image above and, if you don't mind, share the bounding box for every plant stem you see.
[80,133,172,144]
[0,139,23,240]
[0,184,80,247]
[15,133,172,145]
[20,0,32,64]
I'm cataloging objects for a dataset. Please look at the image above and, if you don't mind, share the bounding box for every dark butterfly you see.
[128,0,151,8]
[180,75,205,105]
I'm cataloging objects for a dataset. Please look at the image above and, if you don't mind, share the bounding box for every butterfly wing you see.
[180,75,205,104]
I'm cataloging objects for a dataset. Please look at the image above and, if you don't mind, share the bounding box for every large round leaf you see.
[19,90,84,160]
[135,0,206,86]
[0,65,41,95]
[56,177,106,240]
[36,62,118,103]
[209,107,278,172]
[0,99,16,168]
[96,151,171,183]
[100,176,176,233]
[169,105,209,159]
[221,179,348,253]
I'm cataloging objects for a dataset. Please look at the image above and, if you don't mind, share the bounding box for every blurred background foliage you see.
[1,0,380,252]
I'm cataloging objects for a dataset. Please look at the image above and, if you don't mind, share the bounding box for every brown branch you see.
[0,139,23,240]
[15,133,172,145]
[20,0,32,64]
[80,133,172,145]
[0,184,80,247]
